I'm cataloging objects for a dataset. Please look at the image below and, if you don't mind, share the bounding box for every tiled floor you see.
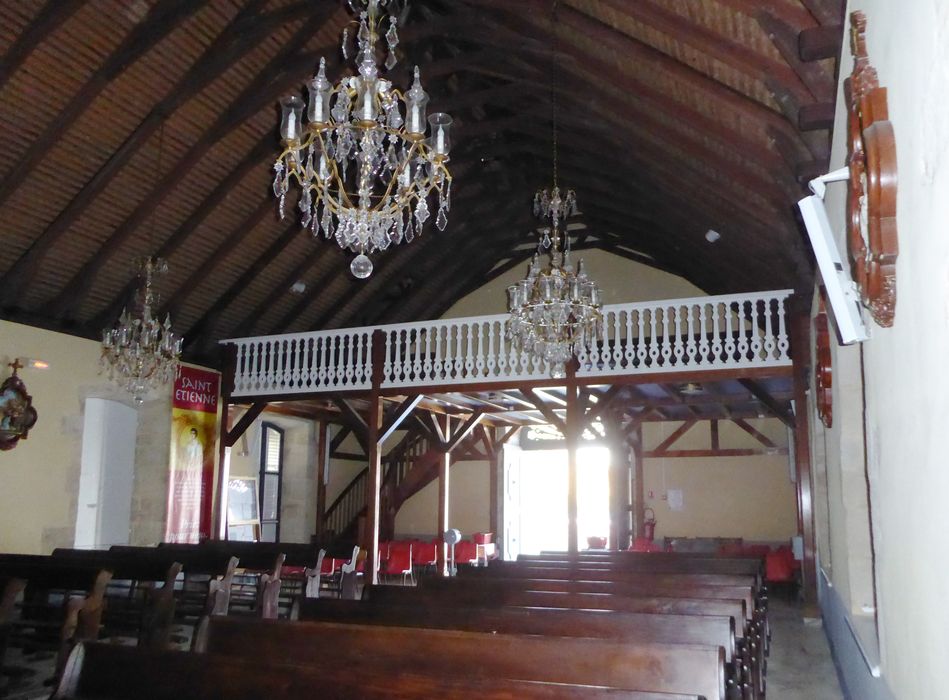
[767,597,846,699]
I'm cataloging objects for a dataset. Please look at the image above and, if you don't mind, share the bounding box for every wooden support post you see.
[607,419,626,550]
[631,421,645,540]
[489,428,500,541]
[565,363,580,556]
[363,330,386,586]
[790,310,818,609]
[315,419,328,541]
[213,345,236,540]
[437,414,451,576]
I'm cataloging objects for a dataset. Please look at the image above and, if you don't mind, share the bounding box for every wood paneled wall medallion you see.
[0,360,38,450]
[845,11,898,327]
[814,302,833,428]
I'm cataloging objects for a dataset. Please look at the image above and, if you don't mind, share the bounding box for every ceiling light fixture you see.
[100,257,182,403]
[274,0,453,279]
[505,0,603,379]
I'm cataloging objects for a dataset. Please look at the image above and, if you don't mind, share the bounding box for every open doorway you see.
[509,446,611,556]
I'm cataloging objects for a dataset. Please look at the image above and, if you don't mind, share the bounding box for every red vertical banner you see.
[165,365,220,543]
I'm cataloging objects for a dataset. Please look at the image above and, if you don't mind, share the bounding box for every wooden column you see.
[565,364,580,556]
[314,419,328,541]
[607,418,626,550]
[790,310,818,608]
[437,414,451,576]
[630,421,645,540]
[489,429,500,540]
[213,344,236,540]
[362,330,386,586]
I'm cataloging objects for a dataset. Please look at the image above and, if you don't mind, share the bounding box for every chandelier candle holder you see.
[507,188,604,379]
[274,0,453,279]
[101,257,182,403]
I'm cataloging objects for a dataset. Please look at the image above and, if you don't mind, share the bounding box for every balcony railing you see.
[223,289,793,398]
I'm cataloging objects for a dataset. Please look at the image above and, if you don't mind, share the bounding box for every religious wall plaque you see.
[845,11,898,327]
[0,360,38,451]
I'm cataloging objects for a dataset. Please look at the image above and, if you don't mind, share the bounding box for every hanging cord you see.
[149,121,166,254]
[550,0,558,192]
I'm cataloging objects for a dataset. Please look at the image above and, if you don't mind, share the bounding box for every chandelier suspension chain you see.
[505,0,604,379]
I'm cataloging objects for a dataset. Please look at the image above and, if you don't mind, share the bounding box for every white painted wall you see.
[814,3,949,697]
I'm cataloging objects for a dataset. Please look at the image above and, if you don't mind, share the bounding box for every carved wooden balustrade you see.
[224,290,794,398]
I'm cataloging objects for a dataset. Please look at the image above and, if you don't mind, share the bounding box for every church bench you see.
[431,572,758,623]
[198,617,728,700]
[295,596,756,695]
[0,555,112,679]
[361,585,761,698]
[107,546,238,620]
[50,549,183,646]
[0,577,26,678]
[474,563,770,658]
[51,641,701,700]
[296,597,736,660]
[471,562,762,595]
[519,553,764,584]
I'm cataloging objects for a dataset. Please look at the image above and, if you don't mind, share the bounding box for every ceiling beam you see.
[0,0,84,91]
[594,0,812,103]
[0,0,206,213]
[34,8,344,317]
[738,378,796,428]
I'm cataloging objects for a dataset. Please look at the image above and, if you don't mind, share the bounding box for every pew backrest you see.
[52,641,703,700]
[203,617,727,700]
[298,597,736,660]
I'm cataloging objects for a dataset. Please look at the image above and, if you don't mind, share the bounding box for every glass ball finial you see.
[351,253,373,279]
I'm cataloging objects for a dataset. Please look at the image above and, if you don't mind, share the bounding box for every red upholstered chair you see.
[381,543,414,585]
[412,541,437,574]
[453,540,478,567]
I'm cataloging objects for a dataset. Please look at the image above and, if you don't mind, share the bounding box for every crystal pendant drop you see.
[350,253,373,279]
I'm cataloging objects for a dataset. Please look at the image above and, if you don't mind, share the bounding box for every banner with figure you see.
[165,364,220,543]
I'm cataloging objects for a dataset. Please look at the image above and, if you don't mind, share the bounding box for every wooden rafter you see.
[738,378,796,428]
[38,8,343,316]
[652,419,698,455]
[378,395,424,446]
[732,418,778,448]
[0,0,84,91]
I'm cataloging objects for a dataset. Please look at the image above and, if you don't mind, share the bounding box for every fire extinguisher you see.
[643,508,657,542]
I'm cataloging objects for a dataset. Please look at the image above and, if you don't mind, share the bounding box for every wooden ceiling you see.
[0,0,844,366]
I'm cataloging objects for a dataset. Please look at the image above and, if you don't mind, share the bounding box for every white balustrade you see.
[223,290,793,397]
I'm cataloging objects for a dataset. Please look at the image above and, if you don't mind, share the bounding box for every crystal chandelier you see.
[273,0,453,279]
[507,188,604,378]
[101,257,182,403]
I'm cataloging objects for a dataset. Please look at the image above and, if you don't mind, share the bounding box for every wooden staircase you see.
[321,429,444,545]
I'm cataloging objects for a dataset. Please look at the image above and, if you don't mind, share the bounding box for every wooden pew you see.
[0,555,112,679]
[511,556,767,606]
[475,561,770,658]
[298,596,737,661]
[199,617,728,700]
[364,585,760,699]
[433,572,757,621]
[1,577,26,677]
[50,548,183,646]
[52,641,701,700]
[108,546,238,619]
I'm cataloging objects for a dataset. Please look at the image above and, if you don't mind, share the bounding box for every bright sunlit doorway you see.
[507,446,611,557]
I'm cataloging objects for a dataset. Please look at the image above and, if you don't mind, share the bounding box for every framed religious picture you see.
[845,11,898,327]
[0,360,38,451]
[226,477,260,541]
